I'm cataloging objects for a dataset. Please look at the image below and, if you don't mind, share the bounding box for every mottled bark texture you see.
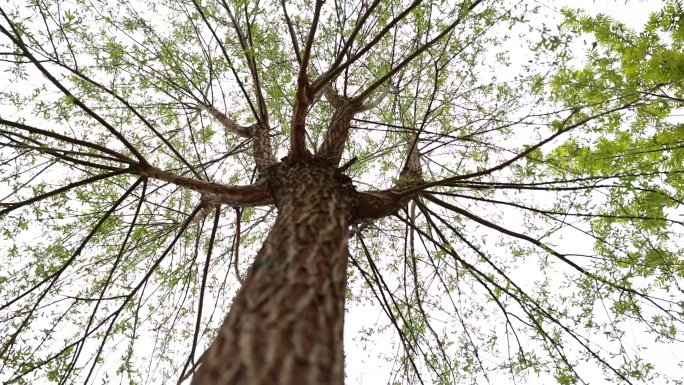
[199,104,277,172]
[187,64,416,385]
[316,84,364,167]
[191,158,356,385]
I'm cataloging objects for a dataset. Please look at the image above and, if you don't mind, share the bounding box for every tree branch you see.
[198,104,251,138]
[400,133,423,182]
[289,0,324,159]
[248,123,278,171]
[0,168,131,216]
[394,104,647,196]
[315,78,396,165]
[356,0,483,101]
[180,206,221,384]
[352,129,424,223]
[190,0,260,121]
[131,163,271,207]
[280,0,302,64]
[315,100,360,165]
[354,189,412,223]
[358,83,397,112]
[197,104,277,171]
[0,11,145,162]
[218,0,269,124]
[233,207,244,284]
[311,0,422,94]
[49,58,205,179]
[327,0,381,73]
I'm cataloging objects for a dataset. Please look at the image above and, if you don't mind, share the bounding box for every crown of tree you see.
[1,0,684,384]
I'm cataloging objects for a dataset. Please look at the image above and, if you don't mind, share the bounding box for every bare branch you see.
[328,0,382,72]
[197,104,250,138]
[312,0,422,94]
[131,163,272,207]
[217,0,269,124]
[280,0,302,63]
[290,0,324,159]
[196,104,276,171]
[400,133,423,182]
[233,207,245,285]
[0,12,145,162]
[358,84,397,112]
[0,168,131,216]
[357,0,484,101]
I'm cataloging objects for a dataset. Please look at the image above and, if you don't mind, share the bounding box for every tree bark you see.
[191,158,356,385]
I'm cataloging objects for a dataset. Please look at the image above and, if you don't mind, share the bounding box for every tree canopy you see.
[1,0,683,384]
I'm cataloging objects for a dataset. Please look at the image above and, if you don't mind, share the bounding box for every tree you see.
[1,0,683,383]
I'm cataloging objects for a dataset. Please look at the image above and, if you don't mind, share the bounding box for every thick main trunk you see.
[192,158,356,385]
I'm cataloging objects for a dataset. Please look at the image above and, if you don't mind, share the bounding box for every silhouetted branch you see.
[0,168,131,216]
[180,205,221,384]
[280,0,301,63]
[289,0,324,159]
[312,0,422,93]
[0,177,144,368]
[0,10,146,162]
[131,163,272,207]
[189,0,260,121]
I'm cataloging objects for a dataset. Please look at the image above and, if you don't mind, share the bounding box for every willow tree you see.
[1,0,683,383]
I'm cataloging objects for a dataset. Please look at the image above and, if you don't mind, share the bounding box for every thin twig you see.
[177,350,207,385]
[233,207,244,284]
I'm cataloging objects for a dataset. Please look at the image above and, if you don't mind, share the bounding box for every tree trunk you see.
[191,158,356,385]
